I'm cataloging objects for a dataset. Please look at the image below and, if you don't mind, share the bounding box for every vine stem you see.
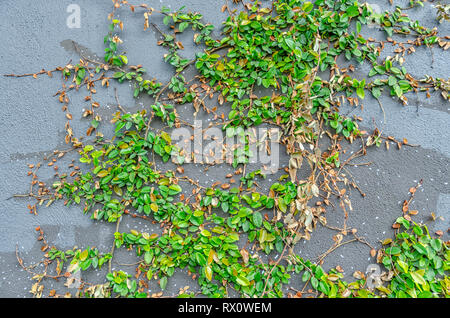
[317,238,357,264]
[108,216,122,273]
[376,97,386,136]
[144,23,229,139]
[114,88,127,113]
[15,245,65,281]
[261,242,288,297]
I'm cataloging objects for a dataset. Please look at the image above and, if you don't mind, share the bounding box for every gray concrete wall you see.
[0,0,448,297]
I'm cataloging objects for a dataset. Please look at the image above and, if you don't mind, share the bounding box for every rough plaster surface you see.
[0,0,448,297]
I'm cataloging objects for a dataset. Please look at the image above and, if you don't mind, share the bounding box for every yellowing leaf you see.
[201,229,211,237]
[80,250,88,261]
[208,249,215,265]
[205,266,213,281]
[376,285,392,295]
[259,229,267,244]
[113,185,123,196]
[97,170,109,177]
[161,131,171,144]
[397,260,408,273]
[216,62,225,71]
[236,275,250,286]
[410,271,426,285]
[382,238,392,245]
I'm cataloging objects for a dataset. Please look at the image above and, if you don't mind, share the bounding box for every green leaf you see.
[394,84,403,97]
[352,49,362,57]
[160,276,168,290]
[113,72,124,79]
[252,211,263,227]
[356,87,365,99]
[236,275,250,287]
[163,15,171,26]
[372,87,381,99]
[285,38,295,50]
[169,184,182,195]
[195,253,207,266]
[413,243,427,255]
[302,270,311,282]
[385,246,401,255]
[144,251,153,264]
[418,291,433,298]
[396,217,410,229]
[346,5,359,17]
[302,2,313,12]
[179,22,189,32]
[77,68,86,79]
[430,239,442,252]
[374,66,386,75]
[388,76,397,86]
[311,276,319,289]
[384,26,393,37]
